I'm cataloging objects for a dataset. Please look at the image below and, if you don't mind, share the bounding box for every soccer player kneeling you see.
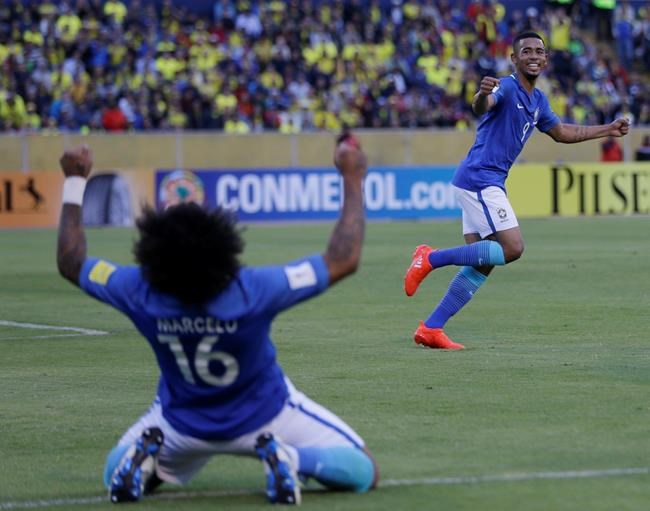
[56,134,377,505]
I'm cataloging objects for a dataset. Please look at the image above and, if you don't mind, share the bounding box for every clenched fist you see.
[478,76,500,97]
[59,145,93,178]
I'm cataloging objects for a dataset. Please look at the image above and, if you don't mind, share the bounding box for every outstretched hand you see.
[609,117,631,137]
[59,145,93,178]
[334,132,367,177]
[57,145,91,287]
[325,131,367,286]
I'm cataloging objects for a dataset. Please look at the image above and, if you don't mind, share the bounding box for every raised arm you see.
[472,76,499,116]
[323,133,367,285]
[546,117,630,144]
[57,145,93,286]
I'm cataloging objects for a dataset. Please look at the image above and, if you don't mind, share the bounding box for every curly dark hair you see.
[134,203,244,304]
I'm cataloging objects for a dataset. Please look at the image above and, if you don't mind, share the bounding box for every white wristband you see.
[62,176,87,206]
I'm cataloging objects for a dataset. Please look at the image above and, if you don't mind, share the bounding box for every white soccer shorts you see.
[454,185,519,238]
[114,377,366,485]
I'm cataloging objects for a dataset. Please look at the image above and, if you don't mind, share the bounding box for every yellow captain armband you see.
[88,260,117,285]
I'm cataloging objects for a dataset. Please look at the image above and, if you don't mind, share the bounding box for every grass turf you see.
[1,216,649,510]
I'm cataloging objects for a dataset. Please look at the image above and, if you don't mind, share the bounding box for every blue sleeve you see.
[244,253,329,314]
[491,77,511,109]
[536,93,560,133]
[79,257,141,314]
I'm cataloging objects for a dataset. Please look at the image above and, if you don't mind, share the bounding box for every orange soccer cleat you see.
[413,321,465,350]
[404,244,436,296]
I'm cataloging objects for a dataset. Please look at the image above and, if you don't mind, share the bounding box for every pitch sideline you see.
[0,320,108,340]
[0,467,647,510]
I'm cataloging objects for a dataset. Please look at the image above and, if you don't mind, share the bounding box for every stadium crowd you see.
[0,0,648,133]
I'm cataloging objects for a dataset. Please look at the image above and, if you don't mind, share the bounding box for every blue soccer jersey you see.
[80,254,329,441]
[453,74,560,192]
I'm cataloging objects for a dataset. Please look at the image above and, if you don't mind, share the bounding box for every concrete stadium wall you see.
[1,128,649,172]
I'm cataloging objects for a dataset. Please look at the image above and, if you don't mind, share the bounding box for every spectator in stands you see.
[102,97,128,131]
[213,0,236,29]
[235,3,261,38]
[635,135,650,161]
[25,102,42,130]
[600,136,623,162]
[104,0,127,25]
[224,111,250,133]
[55,2,82,45]
[613,0,635,70]
[643,7,650,71]
[0,91,28,130]
[592,0,615,41]
[0,0,647,134]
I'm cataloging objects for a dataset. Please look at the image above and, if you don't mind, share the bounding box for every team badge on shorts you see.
[497,208,508,220]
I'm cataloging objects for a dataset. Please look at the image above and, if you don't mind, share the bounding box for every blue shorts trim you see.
[288,400,363,449]
[477,190,497,234]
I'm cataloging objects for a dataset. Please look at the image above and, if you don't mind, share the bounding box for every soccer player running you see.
[404,31,630,350]
[57,134,377,505]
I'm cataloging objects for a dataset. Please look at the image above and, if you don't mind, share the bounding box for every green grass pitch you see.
[1,216,649,511]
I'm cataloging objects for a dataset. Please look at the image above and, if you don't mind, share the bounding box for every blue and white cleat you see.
[109,427,164,504]
[255,433,301,505]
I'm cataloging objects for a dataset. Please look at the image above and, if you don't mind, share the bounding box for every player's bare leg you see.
[492,226,524,265]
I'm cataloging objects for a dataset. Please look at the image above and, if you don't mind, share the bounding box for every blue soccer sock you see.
[428,240,505,268]
[425,266,487,329]
[296,446,374,493]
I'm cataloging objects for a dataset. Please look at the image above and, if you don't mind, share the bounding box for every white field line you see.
[0,467,647,510]
[379,466,650,486]
[0,320,108,340]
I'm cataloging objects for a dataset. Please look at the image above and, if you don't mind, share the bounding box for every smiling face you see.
[511,37,547,82]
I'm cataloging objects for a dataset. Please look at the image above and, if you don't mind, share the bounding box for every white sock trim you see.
[62,176,87,206]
